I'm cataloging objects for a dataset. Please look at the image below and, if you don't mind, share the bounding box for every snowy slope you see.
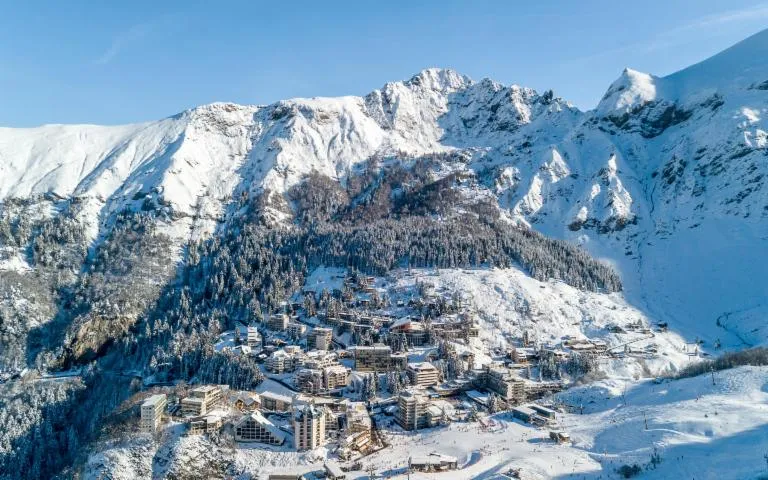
[0,30,767,351]
[558,366,768,479]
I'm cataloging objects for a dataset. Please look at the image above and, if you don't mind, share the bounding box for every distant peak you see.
[405,68,473,93]
[596,68,658,115]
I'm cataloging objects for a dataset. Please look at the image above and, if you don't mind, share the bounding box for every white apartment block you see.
[407,362,440,387]
[140,394,167,433]
[237,325,262,348]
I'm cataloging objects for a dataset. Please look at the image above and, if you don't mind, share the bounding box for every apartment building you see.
[302,350,338,370]
[181,386,224,416]
[261,391,293,412]
[293,404,327,451]
[352,344,407,372]
[233,412,287,445]
[406,362,440,387]
[266,313,289,331]
[286,322,307,338]
[395,390,431,430]
[188,414,223,435]
[266,348,303,374]
[140,394,167,433]
[476,365,526,404]
[236,325,262,348]
[323,365,349,390]
[296,369,324,395]
[308,327,333,351]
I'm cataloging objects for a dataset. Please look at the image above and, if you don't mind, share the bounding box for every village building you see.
[323,365,349,390]
[296,368,324,394]
[286,322,307,338]
[266,348,303,374]
[395,390,443,430]
[233,411,287,445]
[293,403,327,450]
[260,391,293,412]
[324,461,346,480]
[512,405,549,425]
[352,344,407,372]
[476,365,526,404]
[181,386,223,416]
[409,453,458,472]
[407,362,440,388]
[530,404,557,419]
[266,313,289,331]
[187,414,224,435]
[301,350,338,370]
[231,392,261,412]
[390,318,428,346]
[236,325,262,348]
[509,347,538,364]
[308,327,333,351]
[140,394,167,433]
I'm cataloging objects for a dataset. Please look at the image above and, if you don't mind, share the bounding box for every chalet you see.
[409,453,458,472]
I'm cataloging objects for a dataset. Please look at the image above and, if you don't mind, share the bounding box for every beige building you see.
[308,327,333,351]
[396,390,429,430]
[344,401,372,452]
[140,394,167,433]
[261,391,293,412]
[477,365,526,404]
[396,390,446,431]
[293,403,326,451]
[352,344,407,372]
[266,313,289,331]
[181,386,223,416]
[188,414,223,435]
[323,365,349,390]
[296,369,324,394]
[234,412,287,445]
[407,362,440,387]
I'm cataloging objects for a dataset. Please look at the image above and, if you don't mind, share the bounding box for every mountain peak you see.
[404,68,473,93]
[595,67,658,115]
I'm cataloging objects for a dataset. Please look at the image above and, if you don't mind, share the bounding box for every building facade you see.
[407,362,440,387]
[308,327,333,351]
[140,394,167,433]
[234,412,286,445]
[293,404,327,450]
[181,386,223,416]
[352,344,407,372]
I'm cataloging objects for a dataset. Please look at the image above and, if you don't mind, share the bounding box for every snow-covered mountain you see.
[2,29,767,353]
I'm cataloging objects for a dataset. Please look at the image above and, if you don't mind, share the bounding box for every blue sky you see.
[1,0,767,127]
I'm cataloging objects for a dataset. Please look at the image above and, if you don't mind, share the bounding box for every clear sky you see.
[1,0,767,127]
